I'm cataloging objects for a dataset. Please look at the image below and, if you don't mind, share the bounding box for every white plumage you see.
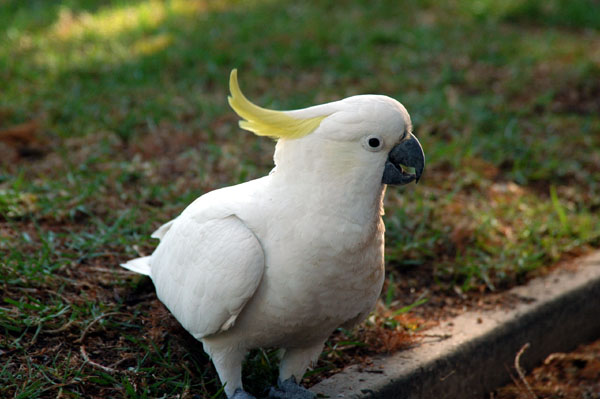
[122,70,424,398]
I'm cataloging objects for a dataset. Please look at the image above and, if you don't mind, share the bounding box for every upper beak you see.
[382,133,425,185]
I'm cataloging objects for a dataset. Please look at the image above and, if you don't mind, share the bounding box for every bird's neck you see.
[271,139,386,227]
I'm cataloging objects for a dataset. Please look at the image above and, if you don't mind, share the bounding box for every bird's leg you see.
[203,341,252,398]
[268,343,324,399]
[231,388,256,399]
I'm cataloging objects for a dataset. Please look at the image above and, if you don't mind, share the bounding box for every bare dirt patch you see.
[494,339,600,399]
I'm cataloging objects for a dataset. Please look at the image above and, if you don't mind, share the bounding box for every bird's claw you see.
[232,388,256,399]
[268,377,315,399]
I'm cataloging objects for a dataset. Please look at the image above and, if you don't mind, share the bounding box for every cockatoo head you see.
[228,70,424,186]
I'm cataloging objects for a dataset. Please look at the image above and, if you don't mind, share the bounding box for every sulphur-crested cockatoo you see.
[122,70,424,399]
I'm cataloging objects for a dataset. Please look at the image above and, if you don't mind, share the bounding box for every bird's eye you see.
[363,135,384,152]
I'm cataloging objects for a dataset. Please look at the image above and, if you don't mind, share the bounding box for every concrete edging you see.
[312,251,600,398]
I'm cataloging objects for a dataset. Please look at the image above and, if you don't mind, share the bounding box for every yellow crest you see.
[228,69,326,139]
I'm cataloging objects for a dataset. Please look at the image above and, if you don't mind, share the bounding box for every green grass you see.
[1,0,599,397]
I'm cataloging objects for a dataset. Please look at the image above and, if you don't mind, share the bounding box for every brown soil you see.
[493,339,600,399]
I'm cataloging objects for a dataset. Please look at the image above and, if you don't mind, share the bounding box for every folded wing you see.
[150,214,265,339]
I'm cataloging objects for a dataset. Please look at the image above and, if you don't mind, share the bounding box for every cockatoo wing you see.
[149,214,265,340]
[120,220,176,275]
[151,219,175,239]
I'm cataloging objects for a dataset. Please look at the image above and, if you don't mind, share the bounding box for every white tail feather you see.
[120,256,152,276]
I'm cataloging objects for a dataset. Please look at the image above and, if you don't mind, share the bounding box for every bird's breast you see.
[236,213,386,347]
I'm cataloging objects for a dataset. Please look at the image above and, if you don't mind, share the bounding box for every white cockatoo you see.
[122,70,424,399]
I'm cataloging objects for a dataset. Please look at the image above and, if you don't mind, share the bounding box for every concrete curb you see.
[312,251,600,398]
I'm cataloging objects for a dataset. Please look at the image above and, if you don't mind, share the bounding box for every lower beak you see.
[381,133,425,185]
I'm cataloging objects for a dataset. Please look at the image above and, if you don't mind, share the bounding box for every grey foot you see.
[268,377,315,399]
[232,388,256,399]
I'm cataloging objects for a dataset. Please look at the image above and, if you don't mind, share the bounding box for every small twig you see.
[76,312,125,343]
[421,333,452,339]
[45,319,77,334]
[420,333,452,343]
[514,343,537,399]
[503,363,523,393]
[77,312,132,375]
[544,352,595,364]
[439,369,455,381]
[109,354,137,369]
[80,345,119,374]
[179,361,195,378]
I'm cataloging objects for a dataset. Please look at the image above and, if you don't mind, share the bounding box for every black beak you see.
[382,133,425,185]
